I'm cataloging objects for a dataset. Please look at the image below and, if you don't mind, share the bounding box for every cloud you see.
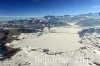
[92,5,100,9]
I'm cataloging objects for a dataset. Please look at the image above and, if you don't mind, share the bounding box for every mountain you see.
[79,28,100,48]
[0,13,100,66]
[76,19,100,27]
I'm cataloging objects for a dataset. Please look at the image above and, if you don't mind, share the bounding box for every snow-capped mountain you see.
[0,13,100,66]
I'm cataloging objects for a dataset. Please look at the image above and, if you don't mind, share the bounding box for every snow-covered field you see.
[6,26,83,52]
[2,26,100,66]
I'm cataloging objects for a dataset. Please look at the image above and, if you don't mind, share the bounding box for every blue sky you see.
[0,0,100,16]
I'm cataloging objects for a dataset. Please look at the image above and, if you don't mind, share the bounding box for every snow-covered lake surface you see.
[7,27,83,52]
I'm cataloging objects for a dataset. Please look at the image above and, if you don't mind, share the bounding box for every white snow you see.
[7,26,83,52]
[2,26,100,66]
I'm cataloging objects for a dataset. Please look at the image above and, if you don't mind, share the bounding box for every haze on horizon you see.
[0,0,100,16]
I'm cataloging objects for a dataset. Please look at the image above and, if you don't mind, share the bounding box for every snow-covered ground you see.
[6,26,83,52]
[2,26,100,66]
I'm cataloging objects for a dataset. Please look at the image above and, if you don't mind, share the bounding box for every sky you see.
[0,0,100,16]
